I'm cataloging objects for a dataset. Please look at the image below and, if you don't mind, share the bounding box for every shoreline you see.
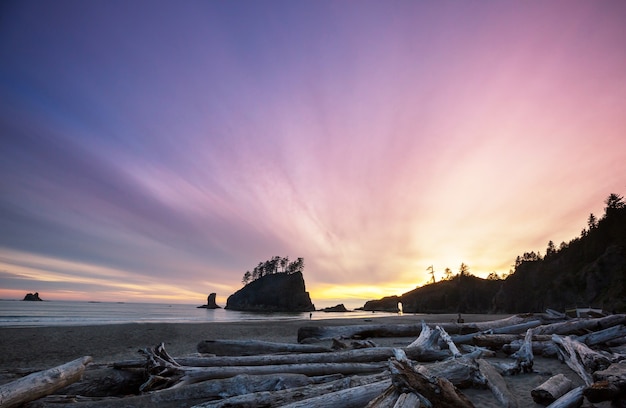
[0,314,510,369]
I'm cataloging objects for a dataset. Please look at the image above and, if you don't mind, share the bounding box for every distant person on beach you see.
[457,313,464,323]
[309,312,312,319]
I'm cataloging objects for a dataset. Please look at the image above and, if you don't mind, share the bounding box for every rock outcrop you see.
[198,293,221,309]
[320,304,350,312]
[23,292,43,301]
[226,272,315,312]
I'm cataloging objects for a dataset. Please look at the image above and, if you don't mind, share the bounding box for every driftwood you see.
[552,335,611,385]
[473,333,553,349]
[534,314,626,336]
[511,328,534,373]
[386,356,475,408]
[576,324,626,346]
[141,343,387,391]
[277,380,391,408]
[30,374,316,408]
[583,360,626,403]
[297,314,545,342]
[502,339,559,357]
[139,345,450,369]
[195,373,390,408]
[477,358,518,408]
[436,325,462,357]
[452,320,543,345]
[531,373,573,404]
[0,356,92,408]
[197,339,331,355]
[545,385,584,408]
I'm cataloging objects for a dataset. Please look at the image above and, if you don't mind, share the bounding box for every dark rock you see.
[225,272,315,312]
[363,296,401,312]
[320,304,350,312]
[23,292,43,301]
[198,293,221,309]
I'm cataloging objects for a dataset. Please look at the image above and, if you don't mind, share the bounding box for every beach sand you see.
[0,313,605,407]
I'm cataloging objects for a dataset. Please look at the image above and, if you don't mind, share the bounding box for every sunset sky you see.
[1,1,625,309]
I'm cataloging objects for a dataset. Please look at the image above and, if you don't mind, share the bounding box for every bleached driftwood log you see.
[194,373,390,408]
[534,314,626,336]
[452,320,543,345]
[31,373,316,408]
[197,339,331,355]
[531,374,573,404]
[436,325,461,358]
[297,314,544,342]
[511,328,534,373]
[275,380,391,408]
[545,385,584,408]
[0,356,92,408]
[576,324,626,346]
[140,343,387,391]
[583,360,626,403]
[147,345,450,368]
[473,333,552,349]
[477,358,518,408]
[385,356,475,408]
[416,353,483,388]
[502,339,559,357]
[552,335,611,385]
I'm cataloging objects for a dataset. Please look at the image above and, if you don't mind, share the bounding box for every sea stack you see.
[225,271,315,312]
[23,292,43,301]
[198,293,221,309]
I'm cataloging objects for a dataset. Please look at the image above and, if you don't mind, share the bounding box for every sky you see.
[1,1,625,309]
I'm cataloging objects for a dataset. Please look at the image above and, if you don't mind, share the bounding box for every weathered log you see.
[30,373,316,408]
[552,335,611,384]
[387,357,475,408]
[197,339,331,355]
[140,343,388,391]
[275,380,392,408]
[534,314,626,336]
[364,385,400,408]
[511,328,534,373]
[416,354,483,389]
[502,339,559,357]
[194,373,390,408]
[406,321,438,349]
[473,333,552,349]
[297,314,540,341]
[452,320,543,345]
[56,366,144,397]
[436,325,461,358]
[576,324,626,346]
[583,360,626,403]
[531,374,573,404]
[160,346,450,368]
[545,385,584,408]
[391,392,421,408]
[0,356,92,408]
[477,358,518,407]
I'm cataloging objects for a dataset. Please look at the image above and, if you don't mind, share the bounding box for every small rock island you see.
[23,292,43,301]
[198,293,221,309]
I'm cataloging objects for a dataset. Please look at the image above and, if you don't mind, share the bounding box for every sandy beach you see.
[0,313,605,407]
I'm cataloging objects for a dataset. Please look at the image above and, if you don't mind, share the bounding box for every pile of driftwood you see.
[2,312,626,408]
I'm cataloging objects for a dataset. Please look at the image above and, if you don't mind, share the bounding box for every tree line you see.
[241,256,304,285]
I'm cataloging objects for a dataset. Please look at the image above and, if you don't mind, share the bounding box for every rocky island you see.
[197,293,221,309]
[23,292,43,301]
[226,271,315,312]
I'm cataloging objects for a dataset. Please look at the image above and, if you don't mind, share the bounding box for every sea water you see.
[0,300,395,327]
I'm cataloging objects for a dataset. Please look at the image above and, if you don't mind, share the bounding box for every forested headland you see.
[365,193,626,314]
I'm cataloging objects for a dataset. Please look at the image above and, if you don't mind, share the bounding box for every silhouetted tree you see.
[444,268,453,280]
[604,193,625,216]
[546,240,556,258]
[242,256,305,285]
[588,213,598,229]
[427,265,435,283]
[459,263,469,277]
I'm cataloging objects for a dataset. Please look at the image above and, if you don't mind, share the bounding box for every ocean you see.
[0,300,395,327]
